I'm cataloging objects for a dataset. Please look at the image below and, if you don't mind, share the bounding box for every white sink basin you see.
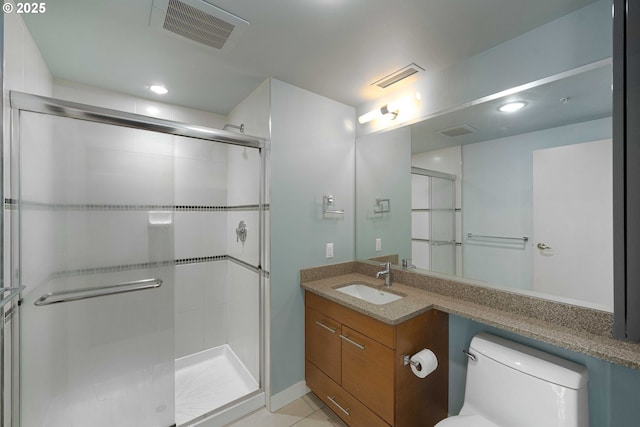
[336,284,403,305]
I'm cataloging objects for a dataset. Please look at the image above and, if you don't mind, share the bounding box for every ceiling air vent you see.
[150,0,249,52]
[438,124,477,137]
[372,63,425,89]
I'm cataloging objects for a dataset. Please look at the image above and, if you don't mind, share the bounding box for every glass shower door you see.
[429,176,456,275]
[411,169,456,274]
[14,111,176,427]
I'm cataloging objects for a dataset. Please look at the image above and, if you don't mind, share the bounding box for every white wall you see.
[269,79,355,398]
[3,6,52,96]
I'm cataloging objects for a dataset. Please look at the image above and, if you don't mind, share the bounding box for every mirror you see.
[355,61,613,311]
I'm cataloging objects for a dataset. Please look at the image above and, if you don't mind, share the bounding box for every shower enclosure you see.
[411,167,457,275]
[2,92,267,426]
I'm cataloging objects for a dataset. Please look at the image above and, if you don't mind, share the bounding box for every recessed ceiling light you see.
[149,85,168,95]
[498,101,527,113]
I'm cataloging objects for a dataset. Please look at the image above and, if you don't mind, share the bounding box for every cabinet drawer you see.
[306,292,395,348]
[305,307,342,383]
[306,361,391,427]
[341,326,395,425]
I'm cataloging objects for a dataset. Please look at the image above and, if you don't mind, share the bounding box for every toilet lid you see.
[435,415,501,427]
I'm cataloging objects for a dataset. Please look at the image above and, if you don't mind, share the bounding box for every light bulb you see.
[498,101,527,113]
[149,85,168,95]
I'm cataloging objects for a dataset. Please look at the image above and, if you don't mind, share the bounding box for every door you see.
[14,110,176,426]
[532,139,613,308]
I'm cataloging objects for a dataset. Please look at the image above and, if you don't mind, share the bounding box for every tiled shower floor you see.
[175,345,259,425]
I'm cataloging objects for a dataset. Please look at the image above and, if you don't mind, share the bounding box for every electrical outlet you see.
[376,238,382,252]
[326,243,334,258]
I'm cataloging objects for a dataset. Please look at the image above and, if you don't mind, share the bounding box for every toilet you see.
[436,333,589,427]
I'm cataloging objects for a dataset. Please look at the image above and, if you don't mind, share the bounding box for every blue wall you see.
[449,315,640,426]
[355,127,412,261]
[462,117,612,290]
[270,79,356,396]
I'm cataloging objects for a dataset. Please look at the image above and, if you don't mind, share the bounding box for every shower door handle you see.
[34,278,162,306]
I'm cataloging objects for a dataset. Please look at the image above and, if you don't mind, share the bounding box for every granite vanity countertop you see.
[301,272,640,370]
[301,273,440,325]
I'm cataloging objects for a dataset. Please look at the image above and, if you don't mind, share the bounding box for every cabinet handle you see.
[340,334,365,350]
[315,320,337,334]
[327,395,350,416]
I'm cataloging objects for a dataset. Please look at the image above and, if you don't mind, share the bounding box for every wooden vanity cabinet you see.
[305,291,448,427]
[305,306,342,383]
[341,325,395,423]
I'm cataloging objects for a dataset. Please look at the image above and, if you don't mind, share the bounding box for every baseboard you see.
[268,381,310,412]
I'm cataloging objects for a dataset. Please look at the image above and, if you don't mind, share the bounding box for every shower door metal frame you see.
[411,167,457,274]
[5,91,269,427]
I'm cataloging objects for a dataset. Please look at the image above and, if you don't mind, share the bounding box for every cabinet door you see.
[341,326,394,425]
[305,307,342,383]
[306,361,390,427]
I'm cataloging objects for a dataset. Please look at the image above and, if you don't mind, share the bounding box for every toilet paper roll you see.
[410,349,438,378]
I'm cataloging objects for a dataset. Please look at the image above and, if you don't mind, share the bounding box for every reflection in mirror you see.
[411,167,457,276]
[355,61,613,311]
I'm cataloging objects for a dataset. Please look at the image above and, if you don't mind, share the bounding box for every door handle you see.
[340,334,365,350]
[537,243,552,250]
[315,320,337,334]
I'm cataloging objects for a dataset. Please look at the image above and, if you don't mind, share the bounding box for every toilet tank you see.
[460,333,589,427]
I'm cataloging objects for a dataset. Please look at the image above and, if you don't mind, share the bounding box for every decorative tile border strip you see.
[5,198,269,212]
[49,255,269,279]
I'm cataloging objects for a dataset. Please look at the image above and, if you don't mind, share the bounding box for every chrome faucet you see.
[376,261,393,286]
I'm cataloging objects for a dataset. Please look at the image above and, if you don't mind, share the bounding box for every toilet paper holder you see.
[402,354,422,370]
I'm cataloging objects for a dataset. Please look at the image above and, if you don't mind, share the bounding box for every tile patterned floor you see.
[226,393,348,427]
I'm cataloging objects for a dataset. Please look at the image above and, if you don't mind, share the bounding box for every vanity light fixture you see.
[358,92,421,124]
[358,104,398,124]
[498,101,527,113]
[149,84,168,95]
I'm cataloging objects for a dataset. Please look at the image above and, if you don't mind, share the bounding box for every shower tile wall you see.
[6,13,266,423]
[20,79,264,377]
[226,79,272,382]
[18,114,176,290]
[173,135,228,360]
[17,112,178,426]
[175,262,227,356]
[172,136,262,371]
[4,18,55,425]
[223,140,264,382]
[4,12,53,323]
[3,9,52,100]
